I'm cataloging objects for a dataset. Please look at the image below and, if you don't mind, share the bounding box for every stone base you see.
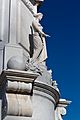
[0,69,60,120]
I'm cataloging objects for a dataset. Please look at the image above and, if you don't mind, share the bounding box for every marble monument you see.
[0,0,71,120]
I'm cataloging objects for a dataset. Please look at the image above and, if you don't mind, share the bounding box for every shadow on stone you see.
[29,26,34,58]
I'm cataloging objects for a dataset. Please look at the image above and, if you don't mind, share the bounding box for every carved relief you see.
[7,81,32,94]
[55,99,71,120]
[32,13,49,63]
[6,94,33,117]
[57,107,66,120]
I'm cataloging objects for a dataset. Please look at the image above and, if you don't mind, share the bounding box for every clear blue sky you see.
[39,0,80,120]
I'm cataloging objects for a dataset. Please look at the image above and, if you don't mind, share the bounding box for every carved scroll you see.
[6,94,33,117]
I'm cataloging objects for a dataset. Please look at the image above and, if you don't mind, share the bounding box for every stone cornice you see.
[0,69,39,83]
[34,81,60,104]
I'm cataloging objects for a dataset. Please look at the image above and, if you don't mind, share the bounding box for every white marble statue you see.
[32,13,50,65]
[57,107,66,120]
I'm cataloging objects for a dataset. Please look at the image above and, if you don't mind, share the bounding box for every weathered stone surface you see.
[0,0,35,71]
[4,116,32,120]
[4,44,23,69]
[7,56,27,70]
[6,94,33,117]
[0,70,60,120]
[0,0,10,43]
[0,70,39,119]
[34,80,60,103]
[0,0,11,73]
[36,70,52,85]
[32,90,55,120]
[7,81,32,93]
[17,0,34,52]
[3,87,58,120]
[2,69,39,81]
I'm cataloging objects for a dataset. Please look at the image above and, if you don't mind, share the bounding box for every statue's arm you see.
[32,21,46,37]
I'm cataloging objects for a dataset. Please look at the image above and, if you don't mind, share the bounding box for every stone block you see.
[6,94,33,117]
[17,0,34,52]
[4,44,23,69]
[7,81,32,94]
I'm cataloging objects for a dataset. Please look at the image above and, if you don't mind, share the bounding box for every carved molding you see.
[34,81,60,104]
[6,93,33,117]
[21,0,35,14]
[7,81,32,94]
[0,69,39,83]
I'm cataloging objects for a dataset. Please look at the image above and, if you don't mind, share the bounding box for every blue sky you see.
[39,0,80,119]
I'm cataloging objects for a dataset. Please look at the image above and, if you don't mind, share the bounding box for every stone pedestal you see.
[0,69,60,120]
[0,70,39,119]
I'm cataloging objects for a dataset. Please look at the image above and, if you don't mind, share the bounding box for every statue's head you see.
[34,13,43,20]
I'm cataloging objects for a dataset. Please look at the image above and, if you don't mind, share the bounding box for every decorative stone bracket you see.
[0,69,39,119]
